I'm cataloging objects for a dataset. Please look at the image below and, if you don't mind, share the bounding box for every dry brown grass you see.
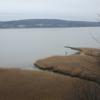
[35,55,100,84]
[0,68,100,100]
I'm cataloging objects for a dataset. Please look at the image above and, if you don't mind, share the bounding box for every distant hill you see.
[0,19,100,28]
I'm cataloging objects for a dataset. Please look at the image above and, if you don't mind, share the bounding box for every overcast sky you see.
[0,0,100,21]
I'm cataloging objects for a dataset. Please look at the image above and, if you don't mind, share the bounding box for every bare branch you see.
[89,33,100,44]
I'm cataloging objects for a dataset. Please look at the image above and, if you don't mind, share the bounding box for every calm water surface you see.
[0,27,100,69]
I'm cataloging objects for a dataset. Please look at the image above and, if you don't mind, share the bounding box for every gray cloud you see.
[0,0,100,21]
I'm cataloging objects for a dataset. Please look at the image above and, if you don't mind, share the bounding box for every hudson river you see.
[0,27,100,69]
